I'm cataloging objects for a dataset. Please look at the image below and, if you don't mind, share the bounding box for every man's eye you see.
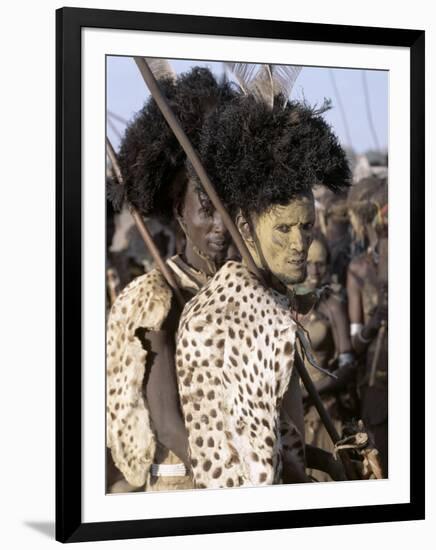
[276,225,290,233]
[302,222,314,231]
[196,189,215,216]
[199,199,214,216]
[199,205,214,217]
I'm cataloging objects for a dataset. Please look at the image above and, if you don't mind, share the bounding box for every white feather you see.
[225,62,302,108]
[271,65,302,106]
[224,62,260,94]
[249,64,274,108]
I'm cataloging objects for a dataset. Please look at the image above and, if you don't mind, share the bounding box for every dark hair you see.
[190,95,351,217]
[114,67,234,220]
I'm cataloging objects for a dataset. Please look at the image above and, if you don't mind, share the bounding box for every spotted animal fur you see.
[106,269,172,487]
[176,261,305,488]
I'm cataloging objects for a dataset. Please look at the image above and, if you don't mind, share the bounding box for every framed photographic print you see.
[56,6,425,543]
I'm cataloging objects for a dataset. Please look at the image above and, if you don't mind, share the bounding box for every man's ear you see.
[172,171,189,222]
[173,198,183,223]
[236,210,255,247]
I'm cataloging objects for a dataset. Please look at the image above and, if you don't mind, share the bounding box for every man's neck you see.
[183,243,215,276]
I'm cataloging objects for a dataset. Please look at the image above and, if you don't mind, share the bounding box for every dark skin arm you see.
[106,447,124,489]
[282,366,305,439]
[280,366,311,483]
[142,329,190,468]
[305,444,347,481]
[327,294,353,357]
[302,296,355,399]
[347,259,387,355]
[280,368,346,482]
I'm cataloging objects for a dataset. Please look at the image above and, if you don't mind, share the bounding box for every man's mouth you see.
[287,257,306,268]
[208,239,228,250]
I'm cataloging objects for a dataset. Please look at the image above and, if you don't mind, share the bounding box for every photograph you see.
[1,0,433,546]
[56,6,424,542]
[105,57,389,493]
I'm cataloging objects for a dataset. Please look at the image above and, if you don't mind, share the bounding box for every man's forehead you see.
[266,194,315,220]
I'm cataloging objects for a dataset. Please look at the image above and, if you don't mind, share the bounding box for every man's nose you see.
[212,211,226,236]
[290,228,305,253]
[307,263,316,276]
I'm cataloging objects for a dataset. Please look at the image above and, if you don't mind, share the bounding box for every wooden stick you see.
[106,138,185,308]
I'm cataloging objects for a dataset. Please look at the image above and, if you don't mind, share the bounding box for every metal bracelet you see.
[150,463,187,477]
[350,323,363,337]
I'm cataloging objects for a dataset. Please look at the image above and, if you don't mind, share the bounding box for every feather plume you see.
[250,64,274,109]
[224,62,260,94]
[225,62,302,108]
[144,58,176,82]
[271,65,302,105]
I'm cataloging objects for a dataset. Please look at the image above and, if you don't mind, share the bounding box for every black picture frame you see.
[56,6,425,543]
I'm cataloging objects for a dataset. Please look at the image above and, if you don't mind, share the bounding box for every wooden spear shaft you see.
[106,138,185,308]
[133,58,359,480]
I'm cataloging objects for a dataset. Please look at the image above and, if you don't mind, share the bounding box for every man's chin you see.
[207,250,228,266]
[276,268,307,287]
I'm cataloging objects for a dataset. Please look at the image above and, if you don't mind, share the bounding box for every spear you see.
[133,57,359,480]
[106,137,185,308]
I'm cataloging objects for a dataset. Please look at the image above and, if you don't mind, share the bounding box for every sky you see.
[106,56,388,155]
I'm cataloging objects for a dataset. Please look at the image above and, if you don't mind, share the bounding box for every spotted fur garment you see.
[106,256,207,488]
[106,268,173,487]
[176,261,305,489]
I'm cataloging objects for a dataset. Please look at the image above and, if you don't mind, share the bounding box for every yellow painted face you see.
[305,239,329,289]
[251,193,315,286]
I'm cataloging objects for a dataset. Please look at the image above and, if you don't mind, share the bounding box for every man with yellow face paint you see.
[175,94,351,488]
[236,195,316,288]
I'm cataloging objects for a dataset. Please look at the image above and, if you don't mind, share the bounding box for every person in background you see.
[314,187,352,287]
[346,177,388,477]
[300,233,356,481]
